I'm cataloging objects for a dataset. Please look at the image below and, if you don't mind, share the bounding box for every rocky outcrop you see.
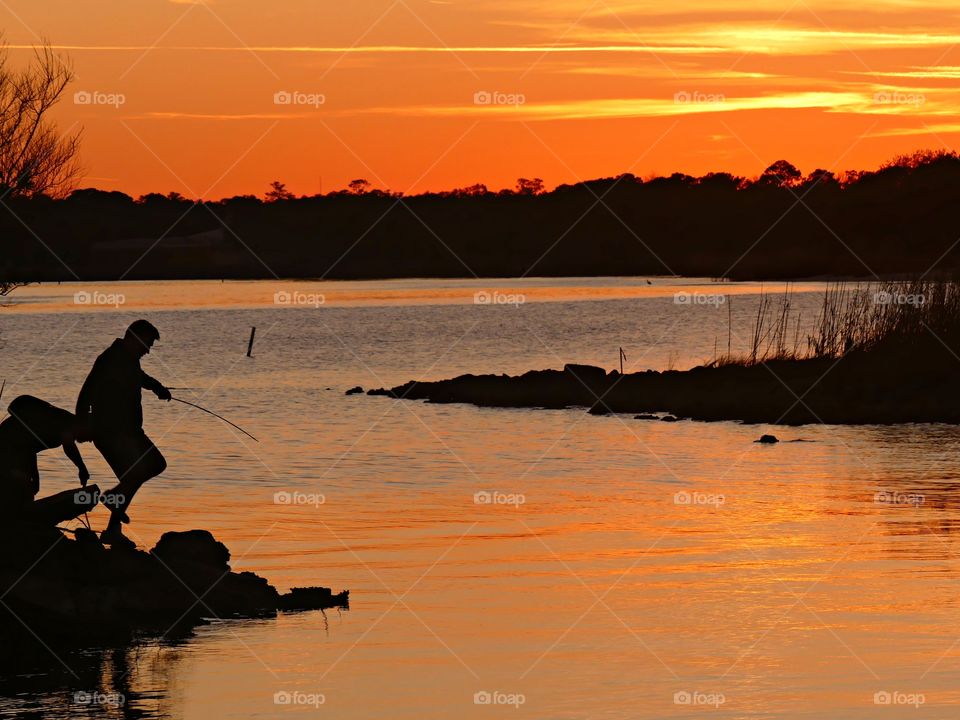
[365,339,960,425]
[0,524,348,647]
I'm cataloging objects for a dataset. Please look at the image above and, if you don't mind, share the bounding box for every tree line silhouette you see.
[3,149,959,285]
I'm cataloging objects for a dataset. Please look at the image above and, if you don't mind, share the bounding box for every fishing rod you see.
[171,396,259,442]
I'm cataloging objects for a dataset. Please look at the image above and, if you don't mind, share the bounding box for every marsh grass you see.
[710,280,960,367]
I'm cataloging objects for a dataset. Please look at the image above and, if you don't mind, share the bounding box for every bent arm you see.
[141,372,169,398]
[62,433,88,475]
[141,371,164,393]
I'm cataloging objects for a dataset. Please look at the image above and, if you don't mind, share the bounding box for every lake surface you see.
[1,277,958,719]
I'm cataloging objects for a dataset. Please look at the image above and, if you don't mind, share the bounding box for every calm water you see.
[1,278,959,719]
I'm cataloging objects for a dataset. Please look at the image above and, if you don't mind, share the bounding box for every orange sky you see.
[5,0,960,198]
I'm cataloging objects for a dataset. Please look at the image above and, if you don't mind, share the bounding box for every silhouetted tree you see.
[515,177,545,195]
[0,41,81,198]
[451,183,489,197]
[265,180,294,202]
[803,168,838,190]
[697,172,743,189]
[348,178,371,195]
[757,160,802,188]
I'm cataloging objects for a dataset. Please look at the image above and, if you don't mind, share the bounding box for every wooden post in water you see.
[247,327,256,357]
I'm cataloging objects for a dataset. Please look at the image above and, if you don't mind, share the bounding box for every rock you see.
[0,525,348,648]
[564,363,608,387]
[278,586,350,611]
[369,339,960,425]
[634,413,659,420]
[152,529,230,572]
[660,415,679,422]
[345,386,364,395]
[756,434,779,444]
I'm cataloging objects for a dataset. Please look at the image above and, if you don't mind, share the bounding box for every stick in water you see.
[171,396,259,442]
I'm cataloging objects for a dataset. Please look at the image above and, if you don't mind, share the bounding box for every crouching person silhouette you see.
[0,395,93,514]
[77,320,171,549]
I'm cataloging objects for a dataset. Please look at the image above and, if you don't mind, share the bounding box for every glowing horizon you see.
[4,0,960,198]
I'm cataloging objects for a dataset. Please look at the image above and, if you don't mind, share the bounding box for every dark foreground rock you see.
[367,340,960,425]
[0,525,348,648]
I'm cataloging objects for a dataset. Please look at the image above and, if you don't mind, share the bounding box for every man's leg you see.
[97,433,166,544]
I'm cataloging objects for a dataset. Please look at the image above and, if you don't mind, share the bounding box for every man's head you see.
[124,319,160,357]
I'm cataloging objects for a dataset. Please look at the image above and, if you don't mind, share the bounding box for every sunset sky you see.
[5,0,960,198]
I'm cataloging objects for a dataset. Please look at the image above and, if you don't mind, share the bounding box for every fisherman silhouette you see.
[76,320,171,549]
[0,395,93,510]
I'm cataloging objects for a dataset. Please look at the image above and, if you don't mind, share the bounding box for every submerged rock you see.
[0,524,348,647]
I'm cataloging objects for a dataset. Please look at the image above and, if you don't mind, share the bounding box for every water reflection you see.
[0,634,185,719]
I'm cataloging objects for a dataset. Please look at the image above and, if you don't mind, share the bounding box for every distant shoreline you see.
[5,151,960,284]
